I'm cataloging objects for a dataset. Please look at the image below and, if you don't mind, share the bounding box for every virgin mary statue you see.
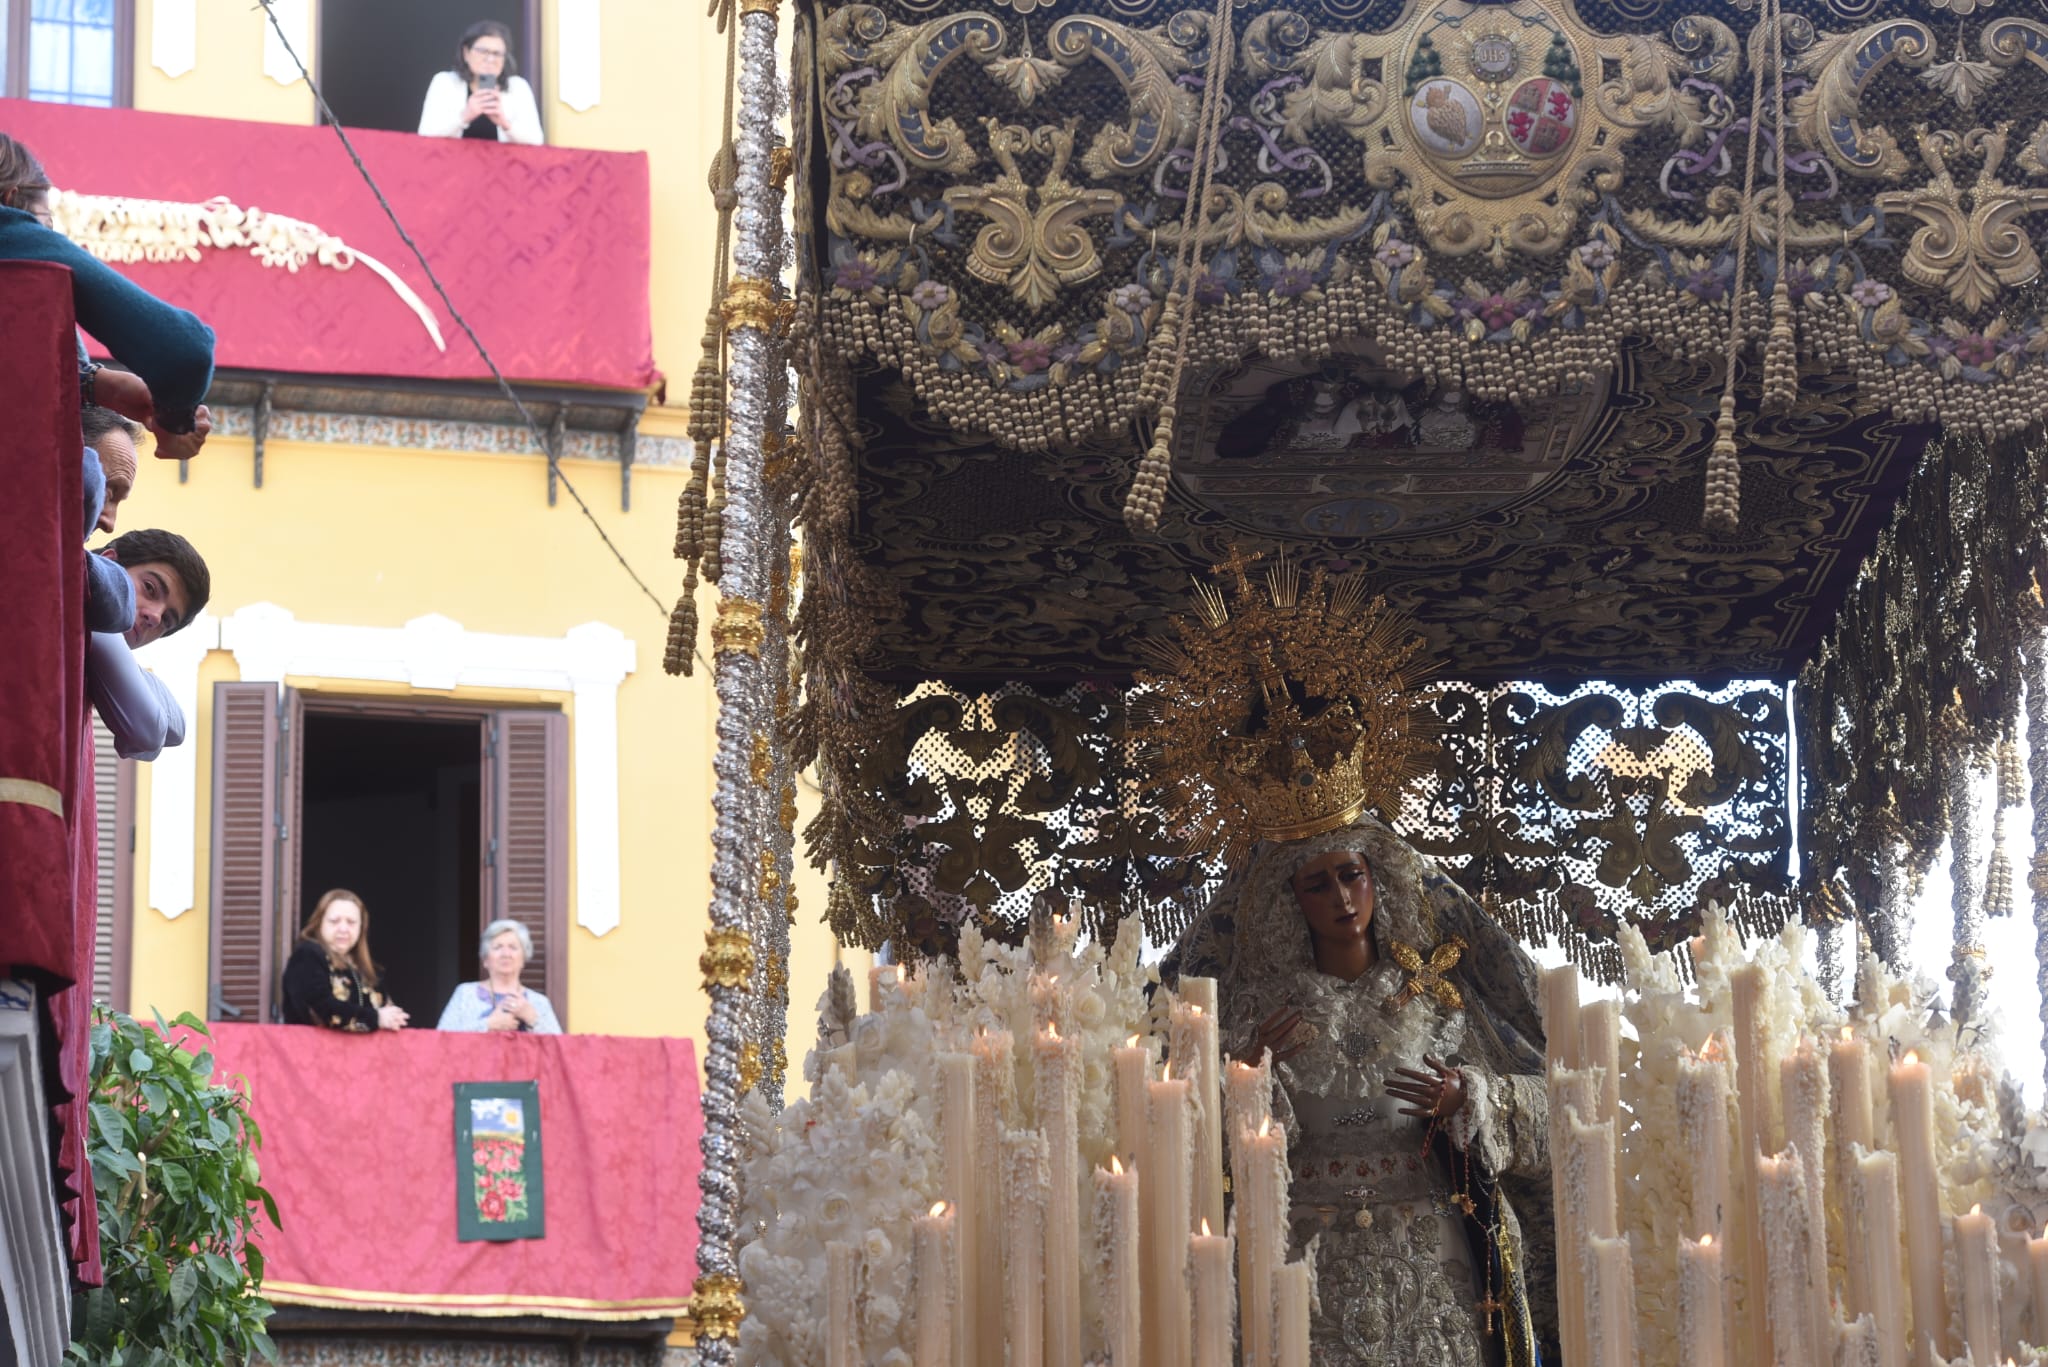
[1141,555,1556,1366]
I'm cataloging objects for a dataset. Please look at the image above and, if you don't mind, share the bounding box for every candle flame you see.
[1258,1117,1272,1138]
[1190,1004,1204,1017]
[1162,1063,1173,1082]
[930,1201,948,1217]
[1047,1022,1061,1041]
[1699,1234,1714,1248]
[1902,1049,1919,1066]
[1111,1155,1124,1175]
[1971,1203,1983,1217]
[1127,1035,1140,1048]
[1200,1218,1213,1237]
[1701,1037,1724,1061]
[1840,1026,1854,1042]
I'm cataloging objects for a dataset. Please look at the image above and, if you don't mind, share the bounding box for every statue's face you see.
[1290,849,1375,952]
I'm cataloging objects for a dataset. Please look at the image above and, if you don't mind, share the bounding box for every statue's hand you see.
[1233,1006,1309,1066]
[1387,1053,1466,1119]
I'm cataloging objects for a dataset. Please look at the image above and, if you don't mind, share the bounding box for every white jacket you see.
[418,70,544,146]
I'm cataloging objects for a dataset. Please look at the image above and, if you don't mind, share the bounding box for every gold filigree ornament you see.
[943,118,1122,310]
[738,1040,764,1094]
[700,926,757,990]
[719,276,788,334]
[712,595,767,657]
[691,1273,746,1340]
[1133,548,1439,865]
[1388,935,1468,1011]
[1875,124,2048,315]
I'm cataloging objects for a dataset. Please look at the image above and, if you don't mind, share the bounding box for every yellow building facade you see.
[91,0,852,1062]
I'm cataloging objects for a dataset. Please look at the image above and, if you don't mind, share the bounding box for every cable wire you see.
[253,0,671,620]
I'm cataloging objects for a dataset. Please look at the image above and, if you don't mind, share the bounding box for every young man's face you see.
[94,427,138,534]
[106,556,191,647]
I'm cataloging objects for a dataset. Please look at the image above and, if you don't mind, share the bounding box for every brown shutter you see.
[88,719,133,1011]
[209,682,278,1022]
[274,686,305,980]
[489,710,567,1021]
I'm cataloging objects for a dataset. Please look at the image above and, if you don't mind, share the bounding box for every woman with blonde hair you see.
[280,889,409,1032]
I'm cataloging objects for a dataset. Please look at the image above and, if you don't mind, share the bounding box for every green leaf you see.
[127,1047,153,1074]
[258,1188,281,1230]
[252,1330,279,1362]
[168,1261,198,1312]
[170,1011,209,1036]
[157,1162,195,1203]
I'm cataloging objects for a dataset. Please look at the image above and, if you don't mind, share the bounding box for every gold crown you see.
[1135,548,1437,862]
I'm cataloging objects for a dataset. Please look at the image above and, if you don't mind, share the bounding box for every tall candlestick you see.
[1955,1204,2000,1367]
[1581,997,1622,1125]
[1276,1261,1311,1367]
[1115,1036,1150,1167]
[1730,962,1779,1367]
[1004,1131,1048,1367]
[1587,1234,1640,1367]
[1831,1028,1876,1320]
[1234,1115,1286,1367]
[1780,1041,1834,1355]
[938,1053,980,1367]
[1095,1156,1142,1367]
[1192,1220,1234,1367]
[970,1030,1014,1367]
[1759,1149,1820,1367]
[1145,1069,1192,1367]
[1542,964,1588,1367]
[1677,1044,1734,1358]
[914,1200,955,1367]
[1888,1050,1949,1367]
[1035,1024,1083,1367]
[1852,1146,1908,1367]
[1678,1235,1727,1367]
[1172,987,1225,1238]
[2029,1224,2048,1356]
[827,1240,859,1367]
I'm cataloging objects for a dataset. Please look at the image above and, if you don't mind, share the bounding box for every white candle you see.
[1731,962,1779,1367]
[1588,1233,1640,1367]
[1677,1043,1732,1240]
[1581,997,1622,1125]
[1234,1113,1285,1367]
[1781,1041,1834,1355]
[1853,1146,1909,1367]
[1542,965,1589,1367]
[970,1030,1013,1367]
[1145,1069,1192,1367]
[1889,1051,1949,1367]
[938,1053,979,1367]
[1192,1219,1234,1367]
[2029,1224,2048,1356]
[827,1240,859,1367]
[1115,1035,1150,1167]
[1759,1149,1820,1367]
[1832,1028,1876,1320]
[1678,1235,1727,1367]
[1035,1024,1083,1367]
[868,964,896,1012]
[1172,988,1225,1239]
[1956,1204,2000,1367]
[914,1200,955,1367]
[1276,1261,1311,1367]
[1004,1130,1048,1367]
[1837,1315,1882,1367]
[1095,1156,1142,1367]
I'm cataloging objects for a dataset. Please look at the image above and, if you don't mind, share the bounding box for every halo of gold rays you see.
[1132,547,1440,866]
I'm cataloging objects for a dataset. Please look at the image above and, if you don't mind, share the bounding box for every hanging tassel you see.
[1703,392,1742,534]
[665,561,702,677]
[1124,404,1176,533]
[702,449,728,585]
[687,308,728,449]
[1761,279,1798,414]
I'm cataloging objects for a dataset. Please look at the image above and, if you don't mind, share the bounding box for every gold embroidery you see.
[1388,935,1468,1012]
[331,976,350,1001]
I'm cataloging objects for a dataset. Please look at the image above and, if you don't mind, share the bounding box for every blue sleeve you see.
[86,632,184,761]
[85,551,134,636]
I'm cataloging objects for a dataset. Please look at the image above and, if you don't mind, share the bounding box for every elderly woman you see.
[436,920,561,1033]
[416,20,544,146]
[281,889,409,1032]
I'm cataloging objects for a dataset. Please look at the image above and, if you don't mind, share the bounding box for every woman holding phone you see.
[418,20,544,145]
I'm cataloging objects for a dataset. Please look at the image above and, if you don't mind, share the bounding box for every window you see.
[89,716,135,1011]
[208,685,568,1027]
[317,0,539,135]
[3,0,133,106]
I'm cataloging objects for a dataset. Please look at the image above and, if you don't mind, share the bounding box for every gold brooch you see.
[1387,935,1467,1011]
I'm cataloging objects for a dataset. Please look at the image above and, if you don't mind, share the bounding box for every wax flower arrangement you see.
[733,914,1157,1367]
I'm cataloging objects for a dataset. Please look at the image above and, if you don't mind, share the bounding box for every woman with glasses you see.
[418,20,544,146]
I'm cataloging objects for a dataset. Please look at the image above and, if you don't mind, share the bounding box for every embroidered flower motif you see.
[1191,272,1232,306]
[1110,283,1153,314]
[833,258,883,293]
[1268,266,1319,298]
[1952,331,1998,367]
[1006,338,1053,372]
[1375,238,1417,270]
[909,280,950,310]
[1850,278,1894,309]
[978,341,1009,367]
[1681,268,1728,302]
[1781,265,1820,302]
[1576,238,1616,270]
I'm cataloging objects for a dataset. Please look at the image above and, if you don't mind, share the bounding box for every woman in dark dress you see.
[280,889,410,1033]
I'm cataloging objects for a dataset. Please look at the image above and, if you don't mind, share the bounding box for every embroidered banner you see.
[455,1081,544,1242]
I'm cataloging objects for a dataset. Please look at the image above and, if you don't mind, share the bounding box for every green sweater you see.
[0,204,215,432]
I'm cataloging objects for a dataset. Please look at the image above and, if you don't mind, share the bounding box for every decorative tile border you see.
[274,1337,681,1366]
[207,407,692,467]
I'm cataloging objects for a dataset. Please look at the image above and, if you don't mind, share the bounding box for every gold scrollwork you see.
[943,119,1123,310]
[760,848,784,902]
[700,926,757,990]
[737,1040,764,1093]
[751,732,774,785]
[720,276,789,334]
[1876,124,2048,313]
[691,1274,746,1341]
[713,596,767,657]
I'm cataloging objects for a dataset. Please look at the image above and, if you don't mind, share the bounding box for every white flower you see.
[861,1227,893,1263]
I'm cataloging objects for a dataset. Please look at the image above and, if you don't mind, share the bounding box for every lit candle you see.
[1853,1146,1908,1367]
[1731,962,1779,1367]
[1192,1218,1234,1367]
[1234,1114,1286,1367]
[1115,1035,1151,1167]
[938,1053,980,1367]
[1888,1050,1949,1367]
[1034,1024,1083,1367]
[868,964,896,1012]
[1095,1155,1142,1367]
[1832,1028,1876,1320]
[1677,1042,1733,1357]
[1678,1235,1726,1367]
[1004,1131,1048,1367]
[827,1240,859,1367]
[2029,1223,2048,1357]
[1145,1066,1192,1367]
[1276,1261,1311,1367]
[1172,986,1225,1238]
[914,1200,955,1367]
[1781,1041,1834,1354]
[969,1031,1013,1367]
[1759,1149,1820,1367]
[1956,1203,2000,1367]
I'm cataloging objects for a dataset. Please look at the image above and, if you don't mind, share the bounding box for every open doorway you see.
[316,0,540,135]
[297,712,482,1023]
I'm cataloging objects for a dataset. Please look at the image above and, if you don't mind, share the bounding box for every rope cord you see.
[252,0,670,620]
[1703,0,1774,535]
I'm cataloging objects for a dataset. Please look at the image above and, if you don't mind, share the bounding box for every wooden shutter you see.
[273,685,305,1001]
[88,719,133,1011]
[488,711,567,1020]
[209,682,278,1022]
